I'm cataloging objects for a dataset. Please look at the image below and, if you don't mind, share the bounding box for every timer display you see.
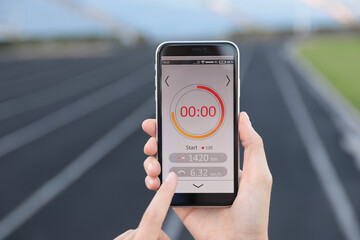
[170,84,225,139]
[180,106,216,118]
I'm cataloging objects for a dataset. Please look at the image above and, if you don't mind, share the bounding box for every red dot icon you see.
[201,147,204,149]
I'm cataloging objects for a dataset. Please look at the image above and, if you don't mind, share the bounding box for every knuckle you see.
[250,171,272,188]
[254,133,264,147]
[243,135,264,150]
[142,209,159,224]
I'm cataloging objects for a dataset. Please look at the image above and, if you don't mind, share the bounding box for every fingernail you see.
[165,172,175,182]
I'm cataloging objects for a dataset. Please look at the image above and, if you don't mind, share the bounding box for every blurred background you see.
[0,0,359,239]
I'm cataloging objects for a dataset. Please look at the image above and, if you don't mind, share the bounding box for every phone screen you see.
[160,54,236,193]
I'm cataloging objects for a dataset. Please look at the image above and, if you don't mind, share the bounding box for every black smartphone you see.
[155,41,240,206]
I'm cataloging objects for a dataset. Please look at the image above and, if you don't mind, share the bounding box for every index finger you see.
[135,172,177,240]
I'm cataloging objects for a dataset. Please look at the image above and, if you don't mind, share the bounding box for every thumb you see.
[238,112,272,186]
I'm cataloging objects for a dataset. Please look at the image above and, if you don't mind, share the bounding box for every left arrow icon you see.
[165,76,169,87]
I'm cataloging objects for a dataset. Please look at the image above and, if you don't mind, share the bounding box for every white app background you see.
[161,56,235,193]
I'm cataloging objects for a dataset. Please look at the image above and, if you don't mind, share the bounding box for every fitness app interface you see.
[161,55,235,193]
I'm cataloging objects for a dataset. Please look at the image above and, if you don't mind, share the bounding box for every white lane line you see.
[266,50,360,240]
[161,47,256,240]
[0,64,152,158]
[0,60,77,88]
[285,45,360,171]
[0,96,155,240]
[0,52,150,121]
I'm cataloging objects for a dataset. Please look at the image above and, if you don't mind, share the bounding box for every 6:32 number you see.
[190,168,208,177]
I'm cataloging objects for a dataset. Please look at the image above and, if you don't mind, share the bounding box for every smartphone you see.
[155,41,240,206]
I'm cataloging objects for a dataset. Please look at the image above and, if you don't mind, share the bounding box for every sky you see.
[0,0,359,41]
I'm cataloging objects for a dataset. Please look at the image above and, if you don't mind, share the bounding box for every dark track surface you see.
[0,40,359,240]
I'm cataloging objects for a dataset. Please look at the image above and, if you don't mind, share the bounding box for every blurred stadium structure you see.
[0,0,359,240]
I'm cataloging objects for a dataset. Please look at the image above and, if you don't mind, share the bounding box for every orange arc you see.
[171,85,225,139]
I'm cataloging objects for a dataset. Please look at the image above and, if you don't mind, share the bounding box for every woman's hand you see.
[114,172,178,240]
[142,112,272,240]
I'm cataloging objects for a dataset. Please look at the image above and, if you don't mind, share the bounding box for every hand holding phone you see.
[142,112,272,240]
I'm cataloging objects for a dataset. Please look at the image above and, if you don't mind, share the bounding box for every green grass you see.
[299,36,360,111]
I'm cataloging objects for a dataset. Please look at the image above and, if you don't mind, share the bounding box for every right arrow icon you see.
[226,75,230,86]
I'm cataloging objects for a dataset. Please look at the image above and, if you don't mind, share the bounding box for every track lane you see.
[241,44,343,240]
[0,48,153,104]
[286,54,360,228]
[0,41,358,240]
[0,48,153,134]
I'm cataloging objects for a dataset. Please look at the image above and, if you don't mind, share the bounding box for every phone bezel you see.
[155,41,240,206]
